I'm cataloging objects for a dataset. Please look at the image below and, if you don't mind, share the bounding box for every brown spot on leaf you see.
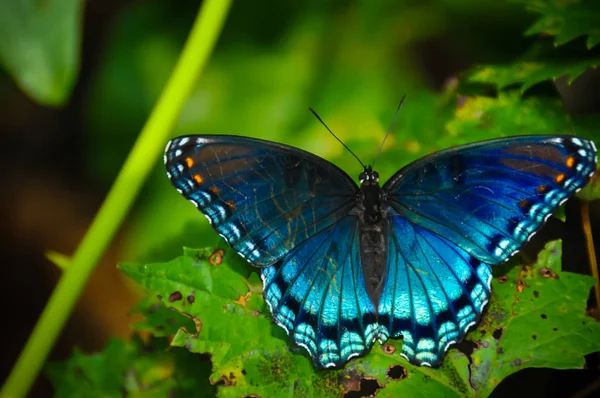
[532,335,537,340]
[497,347,504,354]
[514,358,522,366]
[497,275,508,284]
[387,365,407,380]
[533,290,539,298]
[168,291,182,302]
[553,327,558,331]
[517,280,526,293]
[342,370,380,397]
[539,267,558,279]
[480,341,489,348]
[187,295,195,304]
[157,294,162,300]
[541,313,547,319]
[209,248,225,265]
[382,344,396,354]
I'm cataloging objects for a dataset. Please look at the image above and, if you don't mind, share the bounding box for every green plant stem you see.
[581,200,600,320]
[0,1,232,397]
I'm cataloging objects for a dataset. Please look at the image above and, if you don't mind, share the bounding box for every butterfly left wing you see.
[383,136,597,265]
[165,135,358,266]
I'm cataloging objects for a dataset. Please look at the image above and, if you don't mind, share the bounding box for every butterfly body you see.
[165,134,597,368]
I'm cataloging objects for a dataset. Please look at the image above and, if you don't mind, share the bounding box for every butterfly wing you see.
[379,135,597,366]
[383,136,597,265]
[164,135,358,266]
[378,214,492,366]
[261,216,381,368]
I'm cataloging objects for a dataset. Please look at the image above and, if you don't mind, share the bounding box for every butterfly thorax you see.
[356,166,387,307]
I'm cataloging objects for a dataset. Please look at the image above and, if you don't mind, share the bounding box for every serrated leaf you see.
[512,0,600,49]
[121,241,600,397]
[132,294,197,337]
[0,0,83,106]
[47,337,215,397]
[466,59,600,93]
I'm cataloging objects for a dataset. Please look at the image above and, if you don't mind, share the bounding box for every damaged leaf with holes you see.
[46,337,214,397]
[119,240,600,397]
[463,240,600,397]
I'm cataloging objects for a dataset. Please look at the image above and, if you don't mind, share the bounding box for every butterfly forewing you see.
[165,135,358,266]
[383,136,597,265]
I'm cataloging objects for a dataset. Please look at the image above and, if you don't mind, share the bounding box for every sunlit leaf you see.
[466,59,600,93]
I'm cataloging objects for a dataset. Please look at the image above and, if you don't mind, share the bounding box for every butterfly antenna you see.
[372,94,406,168]
[309,108,366,169]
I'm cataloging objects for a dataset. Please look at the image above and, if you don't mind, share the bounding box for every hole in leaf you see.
[387,365,407,380]
[455,339,477,357]
[541,313,547,319]
[344,378,380,398]
[492,328,504,340]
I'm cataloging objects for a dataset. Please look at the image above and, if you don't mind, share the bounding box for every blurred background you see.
[1,0,599,396]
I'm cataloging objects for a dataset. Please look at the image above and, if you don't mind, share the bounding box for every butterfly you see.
[164,133,597,368]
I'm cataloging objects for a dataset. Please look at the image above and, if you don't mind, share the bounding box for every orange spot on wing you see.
[209,186,220,195]
[536,185,548,194]
[225,201,237,210]
[555,173,565,184]
[185,157,194,168]
[566,156,575,168]
[193,174,203,184]
[519,199,529,209]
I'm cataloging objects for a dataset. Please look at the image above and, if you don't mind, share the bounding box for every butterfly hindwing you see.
[261,216,381,368]
[378,214,492,366]
[383,136,597,265]
[165,135,358,266]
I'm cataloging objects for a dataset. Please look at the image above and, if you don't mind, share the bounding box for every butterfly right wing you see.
[262,216,381,368]
[165,135,358,267]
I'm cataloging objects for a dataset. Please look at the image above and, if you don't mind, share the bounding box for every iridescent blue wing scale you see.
[380,135,597,365]
[261,216,381,368]
[164,135,358,266]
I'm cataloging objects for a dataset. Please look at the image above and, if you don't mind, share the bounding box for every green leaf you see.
[0,0,83,106]
[446,91,574,143]
[132,294,197,338]
[47,337,215,397]
[512,0,600,49]
[467,241,600,397]
[466,59,600,93]
[120,241,600,397]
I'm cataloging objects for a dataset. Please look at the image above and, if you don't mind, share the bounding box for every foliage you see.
[110,241,600,397]
[47,337,215,397]
[512,0,600,49]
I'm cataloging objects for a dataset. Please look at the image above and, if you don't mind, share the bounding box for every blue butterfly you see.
[164,133,597,368]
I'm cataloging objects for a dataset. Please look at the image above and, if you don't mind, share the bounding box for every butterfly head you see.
[359,165,379,185]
